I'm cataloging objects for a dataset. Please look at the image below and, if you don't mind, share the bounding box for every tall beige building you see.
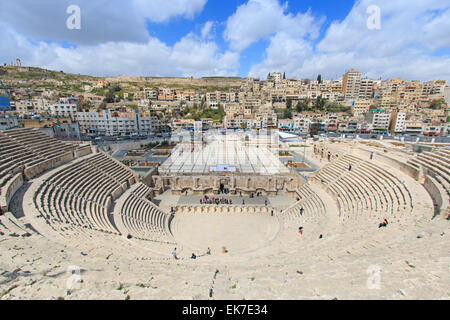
[342,70,362,100]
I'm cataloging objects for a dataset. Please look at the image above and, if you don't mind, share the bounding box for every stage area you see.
[171,213,281,255]
[159,133,289,175]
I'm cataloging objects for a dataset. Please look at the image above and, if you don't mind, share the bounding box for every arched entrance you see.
[219,178,229,194]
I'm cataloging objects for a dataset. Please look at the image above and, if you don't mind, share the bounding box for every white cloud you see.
[248,32,313,78]
[133,0,207,23]
[1,0,449,81]
[248,0,450,81]
[224,0,323,52]
[201,21,215,40]
[0,0,208,45]
[0,0,240,77]
[170,34,239,77]
[0,21,238,78]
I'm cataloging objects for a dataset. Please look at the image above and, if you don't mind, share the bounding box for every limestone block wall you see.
[24,151,74,179]
[0,173,23,211]
[74,145,93,158]
[112,185,125,200]
[424,175,449,218]
[175,205,273,214]
[161,174,303,196]
[142,167,158,187]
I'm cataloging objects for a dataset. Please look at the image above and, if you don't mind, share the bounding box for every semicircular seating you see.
[31,153,137,235]
[407,148,450,217]
[115,183,175,243]
[0,128,90,211]
[314,154,414,220]
[280,185,326,227]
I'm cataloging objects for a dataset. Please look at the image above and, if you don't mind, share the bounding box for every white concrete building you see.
[365,110,391,132]
[392,112,406,133]
[293,117,311,134]
[76,110,161,136]
[0,116,19,130]
[50,98,78,118]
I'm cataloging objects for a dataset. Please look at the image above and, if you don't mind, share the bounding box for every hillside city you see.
[1,62,449,142]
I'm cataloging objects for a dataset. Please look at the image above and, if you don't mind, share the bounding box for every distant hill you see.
[0,66,245,90]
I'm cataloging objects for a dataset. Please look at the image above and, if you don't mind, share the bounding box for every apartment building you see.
[293,117,311,134]
[267,72,283,83]
[338,120,359,134]
[390,110,407,133]
[278,119,294,131]
[0,116,18,130]
[365,109,391,133]
[158,88,175,101]
[76,109,161,136]
[342,70,362,100]
[172,119,195,130]
[49,98,79,118]
[444,86,450,105]
[404,120,424,135]
[359,78,374,99]
[351,99,372,117]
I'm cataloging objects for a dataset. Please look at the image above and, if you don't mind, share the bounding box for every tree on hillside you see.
[296,98,311,113]
[283,108,293,119]
[283,72,286,80]
[314,95,326,110]
[429,98,446,109]
[286,99,292,109]
[317,74,322,84]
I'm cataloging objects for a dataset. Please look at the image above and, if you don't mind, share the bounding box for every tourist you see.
[172,248,178,260]
[230,199,232,205]
[348,164,352,171]
[378,219,389,228]
[299,226,303,236]
[242,200,245,205]
[300,207,304,216]
[191,253,197,260]
[271,210,274,217]
[370,152,374,160]
[265,200,268,206]
[222,247,228,254]
[319,234,323,239]
[206,247,211,255]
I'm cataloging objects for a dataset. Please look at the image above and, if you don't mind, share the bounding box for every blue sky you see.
[145,0,356,76]
[0,0,449,81]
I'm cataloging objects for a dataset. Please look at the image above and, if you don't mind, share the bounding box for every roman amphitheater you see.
[0,128,449,300]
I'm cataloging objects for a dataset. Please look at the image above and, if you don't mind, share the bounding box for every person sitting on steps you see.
[378,219,389,228]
